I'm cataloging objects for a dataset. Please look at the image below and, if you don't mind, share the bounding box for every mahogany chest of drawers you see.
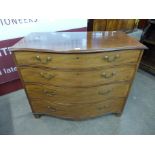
[10,31,147,120]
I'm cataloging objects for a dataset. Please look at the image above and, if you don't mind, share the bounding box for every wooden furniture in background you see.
[140,19,155,74]
[138,19,149,30]
[88,19,138,31]
[11,31,146,120]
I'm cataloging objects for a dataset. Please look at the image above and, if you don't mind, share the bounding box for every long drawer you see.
[25,83,130,104]
[19,65,135,87]
[14,50,140,69]
[31,98,125,119]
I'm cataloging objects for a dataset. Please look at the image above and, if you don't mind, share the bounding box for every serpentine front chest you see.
[10,31,147,120]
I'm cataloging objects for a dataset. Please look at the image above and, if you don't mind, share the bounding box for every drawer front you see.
[25,83,130,104]
[14,50,141,69]
[20,66,135,87]
[30,98,125,119]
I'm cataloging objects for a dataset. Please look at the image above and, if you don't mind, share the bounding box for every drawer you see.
[19,65,135,87]
[14,50,141,69]
[30,98,125,119]
[25,83,130,104]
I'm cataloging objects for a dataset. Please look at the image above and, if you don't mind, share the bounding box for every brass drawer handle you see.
[98,90,111,95]
[35,55,52,64]
[97,105,110,110]
[35,55,41,61]
[47,106,56,112]
[40,72,55,80]
[101,72,116,78]
[103,54,120,62]
[43,89,56,96]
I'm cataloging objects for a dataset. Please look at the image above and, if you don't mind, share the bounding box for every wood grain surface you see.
[14,50,140,69]
[19,65,136,87]
[10,32,147,53]
[25,82,130,104]
[30,98,125,120]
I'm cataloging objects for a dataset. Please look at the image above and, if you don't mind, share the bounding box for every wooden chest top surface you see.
[10,31,147,53]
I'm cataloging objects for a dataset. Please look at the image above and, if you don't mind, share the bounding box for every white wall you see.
[0,19,87,40]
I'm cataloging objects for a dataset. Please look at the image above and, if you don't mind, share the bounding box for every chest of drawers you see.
[10,31,147,120]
